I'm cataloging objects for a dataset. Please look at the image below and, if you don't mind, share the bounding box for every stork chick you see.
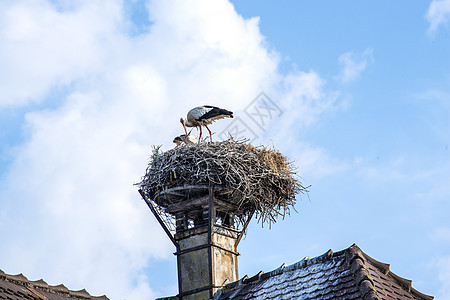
[173,133,198,147]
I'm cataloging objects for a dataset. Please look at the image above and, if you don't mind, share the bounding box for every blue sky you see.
[0,0,449,299]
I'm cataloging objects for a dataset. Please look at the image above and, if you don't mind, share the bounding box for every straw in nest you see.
[138,139,308,226]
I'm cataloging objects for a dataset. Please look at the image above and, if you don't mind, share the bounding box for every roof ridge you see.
[5,272,29,284]
[69,288,91,298]
[0,269,109,299]
[348,244,434,300]
[216,244,433,300]
[346,245,379,299]
[30,278,49,288]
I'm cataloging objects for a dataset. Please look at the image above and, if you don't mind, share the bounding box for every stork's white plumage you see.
[173,134,198,147]
[180,105,233,142]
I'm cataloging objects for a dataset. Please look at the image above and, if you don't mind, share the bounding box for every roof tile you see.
[214,244,433,300]
[0,270,108,300]
[30,279,49,288]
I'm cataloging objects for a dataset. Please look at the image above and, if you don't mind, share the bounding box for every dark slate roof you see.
[214,244,433,300]
[0,269,108,300]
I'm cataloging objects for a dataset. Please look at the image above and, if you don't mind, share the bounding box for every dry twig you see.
[137,139,308,226]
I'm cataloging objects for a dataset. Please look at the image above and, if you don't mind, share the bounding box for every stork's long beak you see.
[183,123,188,135]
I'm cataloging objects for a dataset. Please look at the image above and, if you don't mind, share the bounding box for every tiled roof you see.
[0,269,108,300]
[214,244,433,300]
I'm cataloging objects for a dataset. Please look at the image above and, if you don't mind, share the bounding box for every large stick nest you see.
[138,139,308,225]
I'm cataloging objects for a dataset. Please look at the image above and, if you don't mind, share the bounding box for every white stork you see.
[173,133,198,147]
[180,105,233,142]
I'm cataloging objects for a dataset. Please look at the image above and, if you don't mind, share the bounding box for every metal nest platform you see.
[139,184,251,234]
[139,184,254,248]
[153,184,249,214]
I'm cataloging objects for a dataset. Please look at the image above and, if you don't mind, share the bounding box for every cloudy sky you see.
[0,0,449,299]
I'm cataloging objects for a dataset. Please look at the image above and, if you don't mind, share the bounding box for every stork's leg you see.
[205,125,213,142]
[198,126,202,144]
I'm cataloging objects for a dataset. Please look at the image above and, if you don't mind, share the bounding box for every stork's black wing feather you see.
[198,106,233,121]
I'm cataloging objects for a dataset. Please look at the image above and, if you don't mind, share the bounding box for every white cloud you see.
[430,227,450,243]
[426,0,450,34]
[0,0,125,107]
[262,70,338,139]
[249,71,347,180]
[291,143,347,179]
[0,0,341,299]
[0,90,169,299]
[430,227,450,299]
[337,48,373,84]
[432,256,450,299]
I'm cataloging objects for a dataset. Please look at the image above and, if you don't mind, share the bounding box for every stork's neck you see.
[184,119,195,127]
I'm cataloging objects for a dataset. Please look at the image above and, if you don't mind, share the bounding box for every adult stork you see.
[180,105,233,142]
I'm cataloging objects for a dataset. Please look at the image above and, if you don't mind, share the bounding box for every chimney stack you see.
[140,185,251,299]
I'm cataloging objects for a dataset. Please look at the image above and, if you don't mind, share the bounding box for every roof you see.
[0,269,108,300]
[214,244,433,300]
